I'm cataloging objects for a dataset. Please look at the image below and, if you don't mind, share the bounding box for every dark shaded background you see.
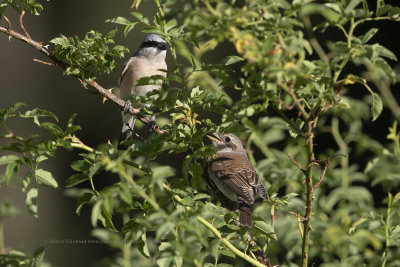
[1,1,400,266]
[0,1,162,266]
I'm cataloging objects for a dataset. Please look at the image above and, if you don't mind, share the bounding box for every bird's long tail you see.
[237,195,252,227]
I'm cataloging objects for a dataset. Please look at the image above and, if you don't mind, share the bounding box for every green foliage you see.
[1,0,400,266]
[0,0,49,17]
[50,30,129,82]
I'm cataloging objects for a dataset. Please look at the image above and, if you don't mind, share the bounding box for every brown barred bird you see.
[207,133,266,227]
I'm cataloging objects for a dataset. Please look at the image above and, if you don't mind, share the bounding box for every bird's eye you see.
[225,137,231,143]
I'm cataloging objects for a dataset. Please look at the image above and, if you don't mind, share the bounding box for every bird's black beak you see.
[158,42,167,51]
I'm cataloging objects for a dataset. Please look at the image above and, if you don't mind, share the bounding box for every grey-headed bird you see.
[119,34,167,143]
[207,133,266,227]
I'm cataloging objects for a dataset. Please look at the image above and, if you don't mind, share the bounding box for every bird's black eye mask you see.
[140,40,167,50]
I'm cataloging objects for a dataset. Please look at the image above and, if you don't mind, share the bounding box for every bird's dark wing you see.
[209,153,256,203]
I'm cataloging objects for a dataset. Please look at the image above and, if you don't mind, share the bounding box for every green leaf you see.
[0,200,20,219]
[137,232,150,258]
[71,160,91,171]
[66,174,89,188]
[371,93,383,121]
[393,192,400,204]
[91,200,102,227]
[253,220,277,240]
[377,3,391,16]
[99,206,117,231]
[193,193,210,201]
[106,16,132,26]
[6,161,19,182]
[32,247,45,267]
[300,3,342,22]
[131,11,149,24]
[166,19,177,31]
[0,2,9,18]
[155,221,174,241]
[361,28,378,44]
[0,155,18,166]
[35,169,59,189]
[76,192,94,215]
[390,225,400,246]
[374,44,397,61]
[26,188,38,219]
[221,56,244,66]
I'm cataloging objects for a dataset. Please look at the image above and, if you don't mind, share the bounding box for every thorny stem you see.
[301,120,315,267]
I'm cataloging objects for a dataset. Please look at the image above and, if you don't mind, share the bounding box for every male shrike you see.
[119,34,167,142]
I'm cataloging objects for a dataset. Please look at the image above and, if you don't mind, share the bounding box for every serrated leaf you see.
[36,169,59,189]
[26,188,38,219]
[371,93,383,121]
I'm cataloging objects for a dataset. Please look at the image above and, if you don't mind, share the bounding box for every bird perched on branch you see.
[207,133,266,227]
[119,34,167,143]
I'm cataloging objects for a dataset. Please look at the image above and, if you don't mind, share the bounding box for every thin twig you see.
[313,161,329,190]
[286,152,306,174]
[289,208,304,238]
[33,58,54,66]
[197,216,267,267]
[312,153,346,190]
[19,11,31,39]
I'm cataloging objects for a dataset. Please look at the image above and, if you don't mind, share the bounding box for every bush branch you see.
[0,22,167,135]
[197,216,267,267]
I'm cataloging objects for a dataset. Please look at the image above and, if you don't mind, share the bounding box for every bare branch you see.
[312,153,347,190]
[286,152,306,174]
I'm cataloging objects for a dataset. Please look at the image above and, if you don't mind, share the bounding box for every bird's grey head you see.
[134,34,167,60]
[207,133,245,154]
